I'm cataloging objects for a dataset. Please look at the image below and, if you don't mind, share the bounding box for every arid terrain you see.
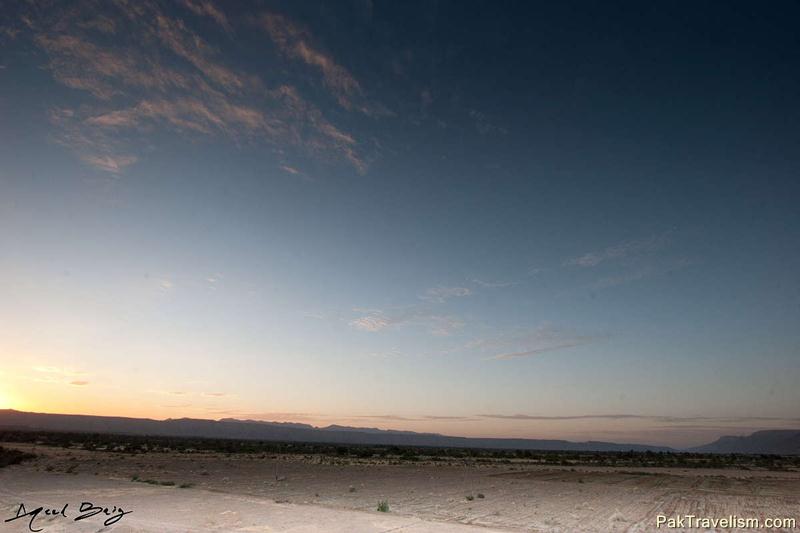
[1,442,798,532]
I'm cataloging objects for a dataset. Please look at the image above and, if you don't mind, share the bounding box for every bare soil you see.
[2,443,798,532]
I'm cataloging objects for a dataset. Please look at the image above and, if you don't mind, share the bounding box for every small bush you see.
[477,493,485,499]
[465,494,474,501]
[377,500,389,512]
[349,486,357,493]
[159,481,175,486]
[178,483,193,489]
[0,447,36,469]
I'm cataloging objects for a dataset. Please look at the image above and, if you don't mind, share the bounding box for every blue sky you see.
[1,0,799,447]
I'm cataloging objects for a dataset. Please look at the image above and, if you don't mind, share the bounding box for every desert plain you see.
[1,442,798,532]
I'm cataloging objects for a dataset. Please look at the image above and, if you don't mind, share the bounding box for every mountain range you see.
[688,430,800,455]
[1,409,797,454]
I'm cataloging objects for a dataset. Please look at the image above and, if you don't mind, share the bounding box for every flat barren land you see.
[1,443,798,532]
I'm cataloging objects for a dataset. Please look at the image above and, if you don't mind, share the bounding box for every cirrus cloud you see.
[16,0,375,174]
[419,286,472,303]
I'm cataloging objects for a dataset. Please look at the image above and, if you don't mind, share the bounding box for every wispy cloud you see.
[467,322,605,360]
[349,282,474,336]
[32,366,86,377]
[470,278,517,289]
[349,308,463,336]
[78,15,117,35]
[365,350,405,359]
[48,107,137,174]
[147,389,229,399]
[479,413,646,421]
[31,366,90,386]
[178,0,232,34]
[419,286,472,303]
[565,232,672,268]
[80,154,138,173]
[153,13,248,93]
[270,84,369,173]
[85,98,270,136]
[280,165,300,175]
[561,231,692,291]
[589,257,693,289]
[348,414,422,422]
[491,341,595,360]
[427,315,465,336]
[19,1,372,173]
[423,415,477,421]
[279,164,313,181]
[259,12,385,117]
[468,109,507,136]
[478,413,800,423]
[34,33,192,99]
[349,313,391,332]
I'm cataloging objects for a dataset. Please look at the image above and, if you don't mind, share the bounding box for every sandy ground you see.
[1,443,799,532]
[0,469,505,532]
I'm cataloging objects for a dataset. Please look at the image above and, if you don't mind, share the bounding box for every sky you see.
[1,0,799,448]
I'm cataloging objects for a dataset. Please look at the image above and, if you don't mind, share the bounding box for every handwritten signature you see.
[4,502,132,532]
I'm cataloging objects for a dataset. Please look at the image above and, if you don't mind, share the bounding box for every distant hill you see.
[7,409,796,454]
[0,409,671,452]
[218,418,315,430]
[320,424,425,436]
[689,430,800,455]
